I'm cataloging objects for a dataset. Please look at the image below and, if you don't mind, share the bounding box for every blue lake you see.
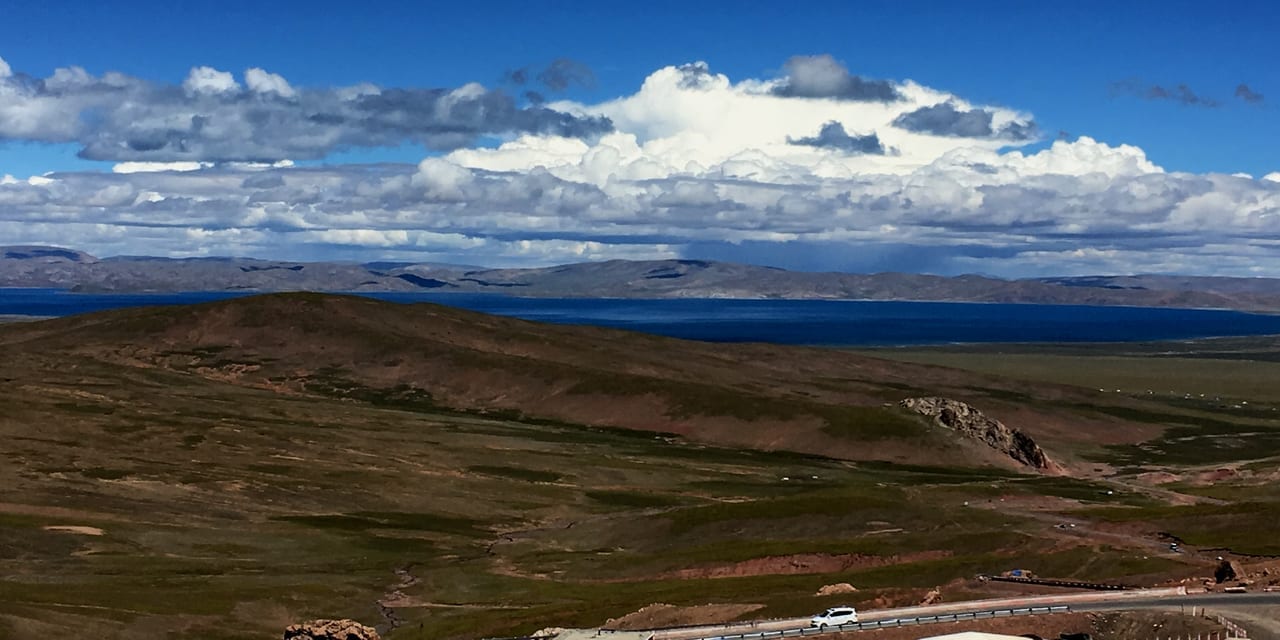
[3,288,1280,346]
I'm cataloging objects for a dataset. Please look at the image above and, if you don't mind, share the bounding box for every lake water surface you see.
[3,288,1280,346]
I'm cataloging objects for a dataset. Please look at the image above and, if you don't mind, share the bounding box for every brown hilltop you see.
[0,292,1110,469]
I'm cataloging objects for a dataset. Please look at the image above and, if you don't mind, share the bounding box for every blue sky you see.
[3,0,1274,175]
[0,1,1278,276]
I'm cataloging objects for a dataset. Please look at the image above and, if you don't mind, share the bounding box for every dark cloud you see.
[771,55,901,102]
[997,120,1037,141]
[504,67,529,85]
[1109,78,1221,107]
[892,102,1034,140]
[1235,83,1265,104]
[894,102,993,137]
[787,121,884,154]
[240,172,285,189]
[0,63,613,162]
[1150,84,1219,107]
[537,58,596,91]
[676,62,715,89]
[505,58,596,92]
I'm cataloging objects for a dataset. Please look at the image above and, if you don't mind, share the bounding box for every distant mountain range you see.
[5,245,1280,313]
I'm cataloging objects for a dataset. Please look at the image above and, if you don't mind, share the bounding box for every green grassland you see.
[1084,501,1280,556]
[0,351,1200,640]
[871,339,1280,404]
[4,300,1279,640]
[869,339,1280,468]
[863,338,1280,562]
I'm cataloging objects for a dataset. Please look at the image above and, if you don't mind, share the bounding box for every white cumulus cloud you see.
[183,66,240,94]
[471,63,1038,183]
[414,157,474,200]
[1,57,1277,277]
[245,67,296,98]
[113,161,213,174]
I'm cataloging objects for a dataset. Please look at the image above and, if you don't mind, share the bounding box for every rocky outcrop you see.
[900,397,1057,472]
[1215,558,1244,584]
[815,583,858,596]
[284,619,380,640]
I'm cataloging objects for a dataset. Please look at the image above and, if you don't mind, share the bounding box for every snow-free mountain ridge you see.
[5,246,1280,313]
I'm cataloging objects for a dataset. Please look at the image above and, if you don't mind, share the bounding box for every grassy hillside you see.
[3,294,1276,639]
[871,338,1280,467]
[0,292,1097,468]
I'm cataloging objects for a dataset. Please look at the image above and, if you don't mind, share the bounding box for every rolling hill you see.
[0,292,1148,470]
[3,294,1277,640]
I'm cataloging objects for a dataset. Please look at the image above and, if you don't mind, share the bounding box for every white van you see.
[810,606,858,629]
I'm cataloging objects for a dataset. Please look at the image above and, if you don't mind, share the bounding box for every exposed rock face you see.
[816,583,858,596]
[1215,558,1243,584]
[900,397,1056,472]
[284,619,380,640]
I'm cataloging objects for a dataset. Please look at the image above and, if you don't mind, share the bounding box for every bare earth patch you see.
[41,525,105,536]
[662,551,950,580]
[607,603,765,630]
[1136,471,1180,485]
[829,611,1228,640]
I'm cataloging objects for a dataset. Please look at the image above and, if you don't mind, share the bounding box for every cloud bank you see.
[1,55,1278,277]
[0,59,611,162]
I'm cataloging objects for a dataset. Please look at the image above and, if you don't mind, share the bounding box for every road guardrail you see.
[982,575,1132,591]
[695,605,1071,640]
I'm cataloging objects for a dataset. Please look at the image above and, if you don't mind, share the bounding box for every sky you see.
[1,0,1278,277]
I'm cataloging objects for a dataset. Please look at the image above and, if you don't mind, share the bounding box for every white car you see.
[810,607,858,629]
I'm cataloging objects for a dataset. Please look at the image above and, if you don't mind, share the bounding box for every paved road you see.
[652,591,1280,640]
[1080,594,1280,640]
[1079,592,1280,610]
